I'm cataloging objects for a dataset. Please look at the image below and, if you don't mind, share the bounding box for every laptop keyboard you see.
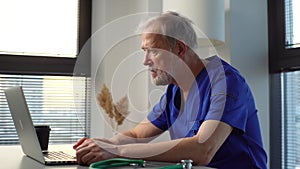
[43,151,76,161]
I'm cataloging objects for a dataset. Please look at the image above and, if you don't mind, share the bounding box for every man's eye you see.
[149,49,159,55]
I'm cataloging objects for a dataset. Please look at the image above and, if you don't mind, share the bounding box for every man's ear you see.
[176,40,188,58]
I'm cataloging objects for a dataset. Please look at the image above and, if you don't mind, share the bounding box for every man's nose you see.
[143,52,152,66]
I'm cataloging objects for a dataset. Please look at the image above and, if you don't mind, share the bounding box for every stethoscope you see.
[89,158,193,169]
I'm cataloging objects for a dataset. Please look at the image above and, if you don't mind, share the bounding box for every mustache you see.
[149,67,158,72]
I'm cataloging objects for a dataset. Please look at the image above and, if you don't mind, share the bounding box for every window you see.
[0,74,90,144]
[0,0,78,58]
[269,0,300,168]
[271,72,300,169]
[285,0,300,48]
[0,0,91,144]
[282,72,300,168]
[0,0,91,76]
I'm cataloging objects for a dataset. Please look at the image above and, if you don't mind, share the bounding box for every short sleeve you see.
[147,94,168,131]
[205,69,250,133]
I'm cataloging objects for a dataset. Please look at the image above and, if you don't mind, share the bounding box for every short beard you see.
[151,70,173,86]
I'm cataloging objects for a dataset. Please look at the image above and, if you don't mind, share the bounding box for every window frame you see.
[268,0,300,73]
[0,0,91,76]
[270,74,283,168]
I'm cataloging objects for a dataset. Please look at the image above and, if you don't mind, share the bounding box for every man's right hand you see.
[73,138,119,165]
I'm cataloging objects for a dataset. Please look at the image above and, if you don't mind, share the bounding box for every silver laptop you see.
[4,86,77,165]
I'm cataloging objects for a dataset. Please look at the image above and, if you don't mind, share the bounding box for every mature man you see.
[74,12,268,169]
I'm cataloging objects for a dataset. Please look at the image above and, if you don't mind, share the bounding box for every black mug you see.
[35,125,51,151]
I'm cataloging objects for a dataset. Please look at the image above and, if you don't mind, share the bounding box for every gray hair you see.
[137,11,198,50]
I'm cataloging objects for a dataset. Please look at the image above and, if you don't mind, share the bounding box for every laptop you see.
[4,86,77,165]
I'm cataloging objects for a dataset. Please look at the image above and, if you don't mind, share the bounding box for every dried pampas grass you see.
[97,84,114,118]
[114,96,130,125]
[97,84,130,129]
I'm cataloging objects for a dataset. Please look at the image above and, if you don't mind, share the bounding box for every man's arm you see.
[75,119,232,166]
[109,118,165,144]
[116,120,232,165]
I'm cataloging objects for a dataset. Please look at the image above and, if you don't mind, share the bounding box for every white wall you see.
[230,0,270,162]
[91,0,163,138]
[91,1,270,163]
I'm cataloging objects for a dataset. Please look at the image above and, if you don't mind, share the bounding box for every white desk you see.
[0,145,214,169]
[0,145,87,169]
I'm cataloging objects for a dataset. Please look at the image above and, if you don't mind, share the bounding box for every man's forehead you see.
[141,33,166,47]
[142,33,164,40]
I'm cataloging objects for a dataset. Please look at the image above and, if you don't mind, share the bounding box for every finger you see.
[73,137,88,149]
[86,155,101,166]
[81,153,95,165]
[81,150,101,165]
[76,145,92,164]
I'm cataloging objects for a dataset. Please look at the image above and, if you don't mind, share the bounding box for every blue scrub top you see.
[147,56,268,169]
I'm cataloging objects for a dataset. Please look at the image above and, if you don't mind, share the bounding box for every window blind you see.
[282,71,300,169]
[0,74,90,145]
